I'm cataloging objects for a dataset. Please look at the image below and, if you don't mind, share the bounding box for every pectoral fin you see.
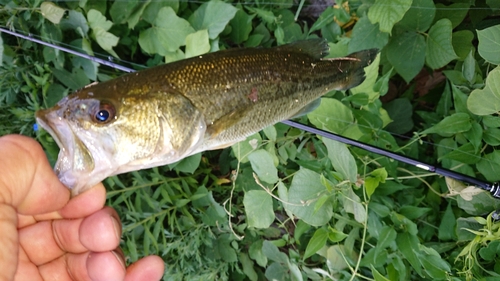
[289,98,321,119]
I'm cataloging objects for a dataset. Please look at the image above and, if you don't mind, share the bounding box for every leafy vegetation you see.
[2,0,500,280]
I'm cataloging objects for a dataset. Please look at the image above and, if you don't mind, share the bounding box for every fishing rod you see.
[2,27,499,199]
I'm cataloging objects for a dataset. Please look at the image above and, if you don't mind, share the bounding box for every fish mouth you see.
[35,107,95,190]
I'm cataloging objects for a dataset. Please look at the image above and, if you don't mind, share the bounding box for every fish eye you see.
[92,102,116,124]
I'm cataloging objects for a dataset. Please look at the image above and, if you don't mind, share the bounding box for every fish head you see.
[36,91,126,195]
[36,82,207,196]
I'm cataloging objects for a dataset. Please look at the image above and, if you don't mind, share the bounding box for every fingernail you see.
[110,216,121,240]
[112,250,126,270]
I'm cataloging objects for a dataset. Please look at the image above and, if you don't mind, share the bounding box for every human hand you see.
[0,135,165,281]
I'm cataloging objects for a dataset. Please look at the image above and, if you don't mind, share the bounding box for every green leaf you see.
[487,0,500,9]
[239,253,258,281]
[343,188,366,223]
[384,98,413,134]
[138,7,195,55]
[244,190,274,229]
[232,133,262,163]
[483,128,500,146]
[477,150,500,182]
[126,0,151,29]
[109,0,138,24]
[420,112,471,137]
[325,245,350,271]
[41,2,65,24]
[376,226,397,253]
[189,1,238,39]
[367,0,412,34]
[185,29,210,58]
[229,9,254,44]
[308,98,354,134]
[265,263,288,281]
[396,232,423,276]
[249,240,267,267]
[304,228,328,259]
[92,27,119,57]
[365,168,387,198]
[285,169,333,226]
[440,143,482,164]
[477,24,500,65]
[464,122,483,152]
[467,66,500,115]
[426,19,457,69]
[397,0,435,32]
[457,191,500,216]
[463,49,476,84]
[348,16,389,53]
[386,31,426,82]
[248,149,279,184]
[263,126,277,142]
[452,30,474,60]
[323,138,357,183]
[434,3,469,29]
[216,234,238,263]
[372,265,391,281]
[51,67,90,90]
[438,202,456,241]
[45,83,68,107]
[483,116,500,127]
[87,9,119,56]
[420,254,450,279]
[87,9,113,31]
[328,227,348,243]
[399,206,431,220]
[60,10,89,36]
[172,153,201,173]
[309,7,335,33]
[262,240,288,264]
[142,0,179,24]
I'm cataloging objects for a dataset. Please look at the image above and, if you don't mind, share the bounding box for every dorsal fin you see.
[277,39,330,60]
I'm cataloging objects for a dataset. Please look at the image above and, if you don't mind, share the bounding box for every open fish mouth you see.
[35,107,95,190]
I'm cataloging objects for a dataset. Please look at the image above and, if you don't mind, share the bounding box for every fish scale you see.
[36,39,378,195]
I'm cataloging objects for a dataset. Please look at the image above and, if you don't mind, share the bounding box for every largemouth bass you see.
[36,39,377,196]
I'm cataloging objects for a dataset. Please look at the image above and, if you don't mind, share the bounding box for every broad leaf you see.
[368,0,412,33]
[248,149,279,184]
[285,169,333,226]
[189,1,238,39]
[185,29,210,58]
[304,228,328,259]
[308,98,354,134]
[426,19,457,69]
[397,0,435,32]
[138,7,195,55]
[229,9,255,44]
[386,31,426,82]
[468,66,500,115]
[396,232,423,276]
[323,138,357,182]
[348,16,389,53]
[477,24,500,65]
[244,190,274,229]
[420,112,471,137]
[41,2,65,24]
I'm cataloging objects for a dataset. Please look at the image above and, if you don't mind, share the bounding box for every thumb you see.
[0,135,69,215]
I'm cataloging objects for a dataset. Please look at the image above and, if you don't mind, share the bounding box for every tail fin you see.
[327,49,379,91]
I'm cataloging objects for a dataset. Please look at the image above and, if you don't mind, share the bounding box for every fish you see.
[35,39,378,196]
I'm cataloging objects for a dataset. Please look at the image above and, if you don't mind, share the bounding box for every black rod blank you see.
[281,120,500,199]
